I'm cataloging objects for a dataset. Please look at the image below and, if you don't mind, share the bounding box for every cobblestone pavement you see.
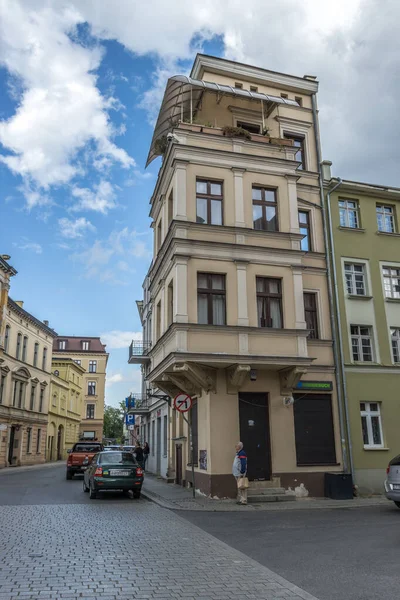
[0,464,320,600]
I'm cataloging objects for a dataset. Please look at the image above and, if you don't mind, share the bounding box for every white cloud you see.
[0,1,135,208]
[71,180,117,214]
[13,240,42,254]
[58,217,96,239]
[71,227,151,284]
[106,373,123,386]
[101,331,142,349]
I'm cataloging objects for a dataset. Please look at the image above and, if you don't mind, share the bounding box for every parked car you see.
[105,445,121,451]
[384,454,400,507]
[66,442,104,480]
[83,451,143,499]
[122,446,136,453]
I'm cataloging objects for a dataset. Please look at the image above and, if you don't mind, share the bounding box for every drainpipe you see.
[310,93,353,477]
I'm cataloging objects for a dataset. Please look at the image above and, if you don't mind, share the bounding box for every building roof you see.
[8,298,57,337]
[0,255,17,276]
[51,356,86,374]
[53,336,107,353]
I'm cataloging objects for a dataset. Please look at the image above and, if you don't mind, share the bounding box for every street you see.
[0,464,398,600]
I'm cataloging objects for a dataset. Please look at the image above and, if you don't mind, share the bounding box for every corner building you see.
[140,55,344,497]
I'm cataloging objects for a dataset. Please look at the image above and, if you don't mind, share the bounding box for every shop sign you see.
[295,381,333,391]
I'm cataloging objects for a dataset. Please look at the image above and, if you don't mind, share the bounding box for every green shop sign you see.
[295,381,333,391]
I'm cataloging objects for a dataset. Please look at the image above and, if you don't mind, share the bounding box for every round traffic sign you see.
[173,393,192,413]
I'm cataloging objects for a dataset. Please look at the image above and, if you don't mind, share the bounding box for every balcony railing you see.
[128,341,151,363]
[126,394,151,415]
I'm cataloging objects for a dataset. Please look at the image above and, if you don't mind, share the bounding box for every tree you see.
[103,404,124,440]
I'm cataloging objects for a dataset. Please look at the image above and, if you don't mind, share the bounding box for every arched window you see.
[4,325,10,353]
[33,343,39,367]
[42,347,47,371]
[22,336,28,362]
[16,333,22,360]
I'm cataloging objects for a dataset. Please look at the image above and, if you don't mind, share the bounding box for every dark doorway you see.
[175,444,182,485]
[293,394,336,466]
[239,393,271,481]
[156,417,162,475]
[57,426,63,461]
[8,426,16,465]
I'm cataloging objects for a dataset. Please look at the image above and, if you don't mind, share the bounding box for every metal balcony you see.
[128,340,151,364]
[126,395,151,415]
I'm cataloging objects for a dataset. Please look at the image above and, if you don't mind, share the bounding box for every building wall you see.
[139,403,169,478]
[329,183,400,492]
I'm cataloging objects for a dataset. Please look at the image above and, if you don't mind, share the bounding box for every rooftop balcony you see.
[126,394,151,416]
[128,341,151,364]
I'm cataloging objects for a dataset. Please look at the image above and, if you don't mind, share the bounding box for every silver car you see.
[384,454,400,507]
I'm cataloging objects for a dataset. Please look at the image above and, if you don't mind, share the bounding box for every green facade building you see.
[323,161,400,493]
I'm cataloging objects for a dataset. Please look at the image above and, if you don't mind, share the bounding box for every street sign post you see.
[125,413,135,426]
[173,393,195,497]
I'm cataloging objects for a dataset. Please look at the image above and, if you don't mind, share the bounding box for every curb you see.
[141,488,182,510]
[0,461,64,476]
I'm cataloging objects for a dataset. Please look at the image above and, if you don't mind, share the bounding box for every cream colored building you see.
[48,358,86,460]
[52,337,108,441]
[0,255,17,351]
[131,54,346,497]
[0,298,57,468]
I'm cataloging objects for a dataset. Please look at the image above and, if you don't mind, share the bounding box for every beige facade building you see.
[52,337,108,441]
[131,55,346,497]
[0,297,57,468]
[48,358,86,460]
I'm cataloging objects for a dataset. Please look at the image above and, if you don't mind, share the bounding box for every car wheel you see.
[83,479,89,493]
[66,470,72,480]
[89,484,97,499]
[394,501,400,508]
[133,490,141,499]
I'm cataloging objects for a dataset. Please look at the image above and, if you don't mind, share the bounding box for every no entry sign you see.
[173,393,192,413]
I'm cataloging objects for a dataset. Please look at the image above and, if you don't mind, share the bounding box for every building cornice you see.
[8,298,57,338]
[324,178,400,201]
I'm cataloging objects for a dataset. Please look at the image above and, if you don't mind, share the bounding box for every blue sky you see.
[1,0,398,406]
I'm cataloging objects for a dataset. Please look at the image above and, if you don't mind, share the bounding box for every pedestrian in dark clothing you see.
[143,442,150,471]
[134,442,144,468]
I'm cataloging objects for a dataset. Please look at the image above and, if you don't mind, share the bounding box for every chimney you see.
[321,160,333,182]
[15,301,24,308]
[1,255,11,260]
[43,320,49,326]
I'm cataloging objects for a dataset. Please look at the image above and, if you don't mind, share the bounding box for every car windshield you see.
[123,446,135,452]
[73,445,102,453]
[100,452,137,465]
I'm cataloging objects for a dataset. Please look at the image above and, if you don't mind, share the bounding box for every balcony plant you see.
[222,125,252,140]
[154,135,168,156]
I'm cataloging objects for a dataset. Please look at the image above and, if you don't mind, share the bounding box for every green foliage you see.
[103,404,124,440]
[222,126,251,140]
[154,135,168,155]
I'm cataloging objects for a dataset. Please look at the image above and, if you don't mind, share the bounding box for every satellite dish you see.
[54,370,59,376]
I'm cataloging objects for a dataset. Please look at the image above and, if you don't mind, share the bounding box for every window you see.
[22,336,28,362]
[189,399,198,466]
[4,325,10,353]
[250,85,258,93]
[344,263,366,296]
[234,82,243,89]
[36,428,42,453]
[294,394,336,465]
[351,325,373,362]
[383,266,400,299]
[58,340,66,350]
[88,381,96,396]
[252,187,278,231]
[197,273,226,325]
[39,387,44,412]
[391,328,400,363]
[13,381,18,407]
[256,278,283,328]
[236,121,261,134]
[16,333,22,360]
[29,385,36,411]
[151,421,155,456]
[157,220,162,252]
[304,293,319,339]
[163,415,168,457]
[168,190,173,224]
[86,404,95,419]
[33,342,39,367]
[155,301,161,341]
[18,382,25,408]
[284,134,305,169]
[74,360,81,365]
[377,205,395,233]
[339,199,360,229]
[0,372,5,404]
[294,96,303,106]
[360,402,383,448]
[89,360,97,373]
[52,393,57,407]
[280,93,288,99]
[82,341,90,351]
[147,422,150,449]
[42,347,47,371]
[196,179,223,226]
[167,281,174,327]
[298,211,311,251]
[27,428,32,453]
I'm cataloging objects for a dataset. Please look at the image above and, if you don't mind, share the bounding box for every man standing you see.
[232,442,248,505]
[134,442,144,469]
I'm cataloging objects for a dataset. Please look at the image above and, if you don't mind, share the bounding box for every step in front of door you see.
[247,487,296,503]
[248,477,281,489]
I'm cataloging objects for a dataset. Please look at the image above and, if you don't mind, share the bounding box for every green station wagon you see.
[83,451,143,499]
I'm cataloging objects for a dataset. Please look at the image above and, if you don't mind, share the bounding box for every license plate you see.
[110,469,130,476]
[393,484,400,490]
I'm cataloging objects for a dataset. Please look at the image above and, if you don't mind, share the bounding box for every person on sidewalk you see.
[232,441,248,505]
[143,442,150,471]
[134,442,144,469]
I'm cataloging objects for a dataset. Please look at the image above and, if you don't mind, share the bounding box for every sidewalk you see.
[0,460,63,475]
[142,472,390,511]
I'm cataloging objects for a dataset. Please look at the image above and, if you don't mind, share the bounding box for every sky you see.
[1,0,399,407]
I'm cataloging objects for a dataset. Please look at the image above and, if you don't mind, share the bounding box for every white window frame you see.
[360,402,384,449]
[82,341,90,351]
[89,360,97,373]
[88,381,96,396]
[58,340,66,350]
[376,204,395,233]
[339,199,360,229]
[344,263,367,296]
[382,265,400,299]
[86,403,95,419]
[351,325,374,362]
[391,328,400,363]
